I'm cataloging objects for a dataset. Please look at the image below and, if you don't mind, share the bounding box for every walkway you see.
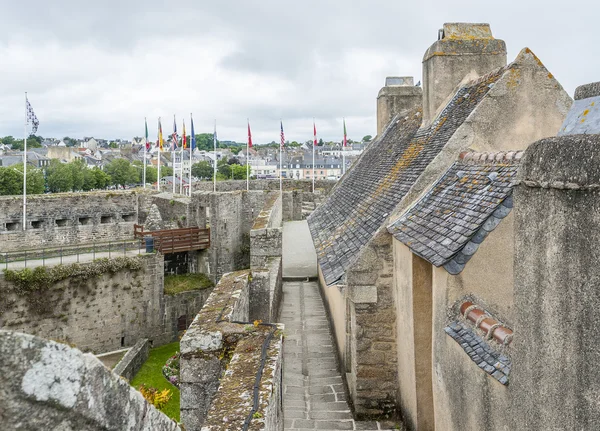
[283,221,318,279]
[2,249,142,271]
[280,221,401,430]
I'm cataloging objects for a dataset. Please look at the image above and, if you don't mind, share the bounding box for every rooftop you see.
[388,151,522,274]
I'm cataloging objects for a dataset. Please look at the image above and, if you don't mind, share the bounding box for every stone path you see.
[279,280,401,431]
[282,221,318,279]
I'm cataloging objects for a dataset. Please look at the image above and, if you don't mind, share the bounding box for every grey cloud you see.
[0,0,597,142]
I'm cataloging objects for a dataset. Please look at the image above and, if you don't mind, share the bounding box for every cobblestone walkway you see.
[279,280,401,431]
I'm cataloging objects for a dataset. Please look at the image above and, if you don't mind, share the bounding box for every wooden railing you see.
[134,224,210,254]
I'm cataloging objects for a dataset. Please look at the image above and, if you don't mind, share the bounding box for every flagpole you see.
[279,120,283,199]
[143,117,147,189]
[157,117,161,192]
[23,92,27,231]
[189,114,193,197]
[246,118,250,191]
[172,148,176,194]
[213,119,217,193]
[342,117,346,176]
[312,118,315,193]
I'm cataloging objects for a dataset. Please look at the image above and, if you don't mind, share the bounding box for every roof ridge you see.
[458,150,524,164]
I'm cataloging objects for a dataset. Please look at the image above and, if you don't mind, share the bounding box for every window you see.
[79,217,91,225]
[6,222,20,231]
[55,219,68,227]
[122,214,135,222]
[31,220,42,229]
[101,215,113,224]
[320,171,324,174]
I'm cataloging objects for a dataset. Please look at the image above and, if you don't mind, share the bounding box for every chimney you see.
[422,23,507,124]
[376,76,422,136]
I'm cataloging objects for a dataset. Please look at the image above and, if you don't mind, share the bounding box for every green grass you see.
[164,273,214,295]
[131,341,180,421]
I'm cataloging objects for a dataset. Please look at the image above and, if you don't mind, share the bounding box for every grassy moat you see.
[164,273,214,295]
[131,341,180,421]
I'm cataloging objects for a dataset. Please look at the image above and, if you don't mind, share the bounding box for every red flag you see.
[248,122,253,148]
[313,121,317,146]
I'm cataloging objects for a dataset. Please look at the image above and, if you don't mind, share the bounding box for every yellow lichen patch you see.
[583,109,590,116]
[506,68,521,89]
[581,118,586,123]
[548,73,554,79]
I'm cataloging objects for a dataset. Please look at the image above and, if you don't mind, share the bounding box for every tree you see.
[191,161,213,179]
[0,167,22,195]
[194,133,220,152]
[92,167,111,189]
[70,159,86,191]
[362,135,372,142]
[11,135,42,151]
[217,158,231,178]
[46,160,74,192]
[318,138,324,146]
[0,165,44,195]
[231,164,248,180]
[104,159,138,187]
[1,136,16,147]
[227,157,240,165]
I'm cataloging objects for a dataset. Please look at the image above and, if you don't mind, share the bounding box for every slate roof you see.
[444,321,511,385]
[388,151,522,274]
[308,65,510,285]
[558,81,600,136]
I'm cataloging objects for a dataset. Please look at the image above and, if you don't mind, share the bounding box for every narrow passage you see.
[279,281,401,430]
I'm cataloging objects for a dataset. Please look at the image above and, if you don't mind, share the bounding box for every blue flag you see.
[191,114,196,151]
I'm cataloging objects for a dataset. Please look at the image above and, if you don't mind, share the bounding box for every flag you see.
[313,121,317,147]
[182,119,187,149]
[343,118,347,147]
[248,121,253,148]
[145,118,150,150]
[280,121,285,148]
[26,97,39,135]
[191,114,196,151]
[158,118,164,151]
[172,115,178,150]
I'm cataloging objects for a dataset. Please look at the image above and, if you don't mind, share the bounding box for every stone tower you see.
[376,76,422,136]
[422,23,507,124]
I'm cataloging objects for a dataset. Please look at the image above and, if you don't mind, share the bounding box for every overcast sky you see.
[0,0,597,144]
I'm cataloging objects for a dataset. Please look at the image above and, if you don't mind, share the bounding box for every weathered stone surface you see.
[0,330,180,430]
[145,203,164,231]
[113,338,149,382]
[512,133,600,430]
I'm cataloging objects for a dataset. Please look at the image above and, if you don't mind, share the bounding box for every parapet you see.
[385,76,415,87]
[423,22,506,62]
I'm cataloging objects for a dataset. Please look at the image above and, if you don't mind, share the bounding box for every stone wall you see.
[113,338,150,382]
[0,254,212,354]
[344,228,398,418]
[179,269,284,430]
[250,193,283,268]
[0,191,146,252]
[0,330,180,430]
[192,179,335,193]
[512,135,600,430]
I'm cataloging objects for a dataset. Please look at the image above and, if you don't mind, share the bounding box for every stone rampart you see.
[180,269,284,431]
[113,338,150,382]
[0,330,180,430]
[250,192,283,268]
[0,191,146,253]
[0,254,212,353]
[192,179,335,193]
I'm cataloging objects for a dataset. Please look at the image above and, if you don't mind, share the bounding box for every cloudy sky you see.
[0,1,597,144]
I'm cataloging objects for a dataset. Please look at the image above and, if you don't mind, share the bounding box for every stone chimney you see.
[376,76,422,136]
[422,23,507,124]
